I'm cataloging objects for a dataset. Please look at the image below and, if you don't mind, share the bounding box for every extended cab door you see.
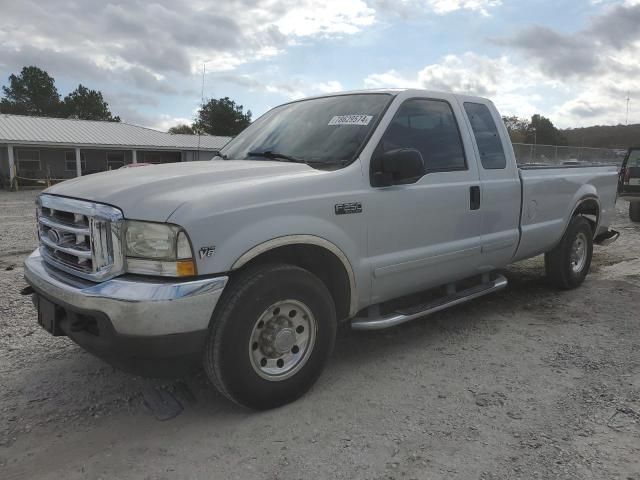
[458,99,521,269]
[365,94,484,304]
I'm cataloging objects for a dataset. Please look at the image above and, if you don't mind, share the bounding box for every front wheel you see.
[545,216,593,289]
[203,263,336,410]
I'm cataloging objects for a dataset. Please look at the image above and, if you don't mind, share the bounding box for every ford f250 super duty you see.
[23,89,620,409]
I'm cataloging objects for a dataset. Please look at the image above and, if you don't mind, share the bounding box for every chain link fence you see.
[512,143,627,167]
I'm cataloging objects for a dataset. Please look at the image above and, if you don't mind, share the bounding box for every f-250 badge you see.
[335,202,363,215]
[199,246,216,259]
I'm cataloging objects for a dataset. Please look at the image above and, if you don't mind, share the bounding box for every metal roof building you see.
[0,114,232,188]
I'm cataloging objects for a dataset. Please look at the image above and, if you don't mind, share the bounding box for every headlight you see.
[124,221,196,277]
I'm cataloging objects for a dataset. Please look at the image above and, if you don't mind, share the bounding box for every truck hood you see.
[44,160,317,221]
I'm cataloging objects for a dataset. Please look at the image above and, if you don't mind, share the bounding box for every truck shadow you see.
[180,259,560,415]
[0,257,575,438]
[152,259,563,416]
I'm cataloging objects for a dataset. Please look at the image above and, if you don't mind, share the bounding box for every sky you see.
[1,0,639,131]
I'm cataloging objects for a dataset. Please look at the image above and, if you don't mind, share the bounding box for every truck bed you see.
[513,164,619,261]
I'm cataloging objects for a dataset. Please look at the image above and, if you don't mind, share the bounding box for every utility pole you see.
[626,91,630,126]
[532,126,537,162]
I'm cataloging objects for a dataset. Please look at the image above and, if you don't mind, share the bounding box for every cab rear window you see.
[464,102,507,170]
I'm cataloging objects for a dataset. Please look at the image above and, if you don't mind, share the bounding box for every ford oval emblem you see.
[47,229,61,245]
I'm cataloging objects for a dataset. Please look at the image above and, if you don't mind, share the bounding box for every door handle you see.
[470,186,481,210]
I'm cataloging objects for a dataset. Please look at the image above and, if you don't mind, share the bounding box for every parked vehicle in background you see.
[619,147,640,222]
[23,89,620,410]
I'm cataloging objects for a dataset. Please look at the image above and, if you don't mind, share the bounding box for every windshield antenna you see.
[197,63,206,158]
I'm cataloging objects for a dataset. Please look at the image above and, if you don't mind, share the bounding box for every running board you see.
[594,229,619,246]
[351,274,508,331]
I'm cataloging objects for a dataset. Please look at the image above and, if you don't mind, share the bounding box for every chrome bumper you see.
[24,249,227,336]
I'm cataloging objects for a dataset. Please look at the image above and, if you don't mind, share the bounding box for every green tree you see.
[502,115,530,143]
[62,84,120,121]
[194,97,251,136]
[168,124,195,134]
[527,114,567,146]
[0,66,60,116]
[563,123,640,148]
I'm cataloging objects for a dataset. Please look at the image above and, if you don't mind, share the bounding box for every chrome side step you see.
[594,229,619,246]
[351,274,508,331]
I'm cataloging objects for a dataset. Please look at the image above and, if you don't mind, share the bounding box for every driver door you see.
[366,96,484,304]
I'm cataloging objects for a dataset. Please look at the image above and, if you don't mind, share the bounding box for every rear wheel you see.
[630,201,640,222]
[203,263,336,410]
[545,216,593,289]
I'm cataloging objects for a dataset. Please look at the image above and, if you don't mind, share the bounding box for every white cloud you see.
[312,81,344,93]
[372,0,502,16]
[211,73,344,101]
[0,0,377,90]
[492,2,640,126]
[274,0,375,36]
[151,115,194,132]
[551,66,640,127]
[365,70,418,89]
[426,0,502,15]
[364,53,548,119]
[363,0,640,129]
[262,78,346,100]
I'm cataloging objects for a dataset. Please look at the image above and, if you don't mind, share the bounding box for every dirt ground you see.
[0,189,638,480]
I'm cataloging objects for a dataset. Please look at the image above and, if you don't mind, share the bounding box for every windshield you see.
[220,93,393,167]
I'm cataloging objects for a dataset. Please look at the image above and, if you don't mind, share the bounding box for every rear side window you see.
[374,98,466,172]
[464,102,506,169]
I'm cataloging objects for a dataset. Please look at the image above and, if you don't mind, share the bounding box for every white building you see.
[0,114,231,188]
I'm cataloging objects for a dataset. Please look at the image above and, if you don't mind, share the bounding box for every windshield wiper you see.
[246,150,348,168]
[247,150,307,164]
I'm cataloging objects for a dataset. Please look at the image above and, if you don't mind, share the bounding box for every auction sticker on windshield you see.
[328,115,373,126]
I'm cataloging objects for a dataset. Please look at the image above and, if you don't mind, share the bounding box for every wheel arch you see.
[231,235,357,319]
[569,195,601,238]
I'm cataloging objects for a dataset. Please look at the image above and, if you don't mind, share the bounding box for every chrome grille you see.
[37,194,124,281]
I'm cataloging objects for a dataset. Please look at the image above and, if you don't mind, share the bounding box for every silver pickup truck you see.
[23,89,619,409]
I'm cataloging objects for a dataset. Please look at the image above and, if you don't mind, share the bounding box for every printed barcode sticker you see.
[328,114,373,126]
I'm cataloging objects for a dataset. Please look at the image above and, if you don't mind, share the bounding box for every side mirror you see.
[373,148,426,187]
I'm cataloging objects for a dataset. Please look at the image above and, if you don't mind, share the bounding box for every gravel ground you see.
[0,189,638,480]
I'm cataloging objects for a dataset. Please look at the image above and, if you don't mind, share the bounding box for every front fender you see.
[231,234,358,316]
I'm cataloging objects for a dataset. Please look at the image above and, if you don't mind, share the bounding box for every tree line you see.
[503,113,638,149]
[167,97,252,137]
[1,66,120,121]
[562,124,640,149]
[502,114,567,146]
[0,66,252,136]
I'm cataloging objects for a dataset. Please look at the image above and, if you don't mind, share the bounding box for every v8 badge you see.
[199,246,216,259]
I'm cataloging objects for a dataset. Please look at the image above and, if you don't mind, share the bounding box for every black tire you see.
[630,202,640,222]
[203,263,336,410]
[545,216,593,290]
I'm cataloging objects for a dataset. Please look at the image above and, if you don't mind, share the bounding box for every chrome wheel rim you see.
[570,232,588,274]
[249,299,317,381]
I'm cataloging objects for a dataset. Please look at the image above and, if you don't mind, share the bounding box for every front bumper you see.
[24,249,227,371]
[25,249,227,336]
